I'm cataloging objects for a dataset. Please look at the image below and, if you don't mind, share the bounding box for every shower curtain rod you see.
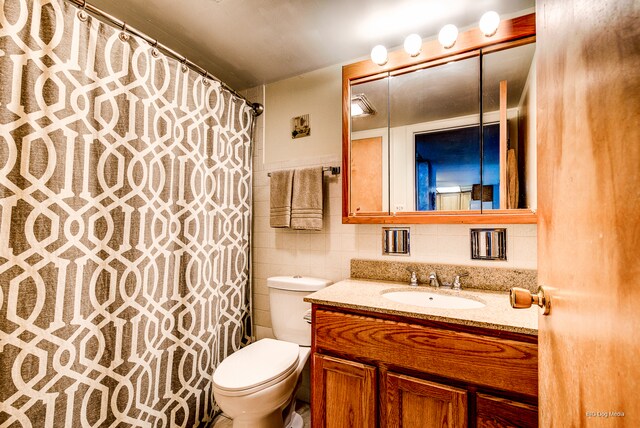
[65,0,264,117]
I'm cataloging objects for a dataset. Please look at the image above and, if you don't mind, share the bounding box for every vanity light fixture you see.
[370,11,498,65]
[370,45,388,66]
[403,33,422,57]
[479,11,501,37]
[438,24,459,49]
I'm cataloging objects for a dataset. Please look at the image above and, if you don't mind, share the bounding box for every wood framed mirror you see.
[342,14,537,224]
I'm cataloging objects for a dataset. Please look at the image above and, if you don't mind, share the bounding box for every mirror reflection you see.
[350,77,389,214]
[348,39,536,217]
[482,42,537,211]
[390,56,481,212]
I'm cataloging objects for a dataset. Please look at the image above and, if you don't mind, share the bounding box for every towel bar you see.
[267,166,340,177]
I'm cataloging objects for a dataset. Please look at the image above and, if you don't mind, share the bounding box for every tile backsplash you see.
[350,259,537,292]
[244,85,538,340]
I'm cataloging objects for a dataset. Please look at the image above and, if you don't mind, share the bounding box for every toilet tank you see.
[267,276,332,346]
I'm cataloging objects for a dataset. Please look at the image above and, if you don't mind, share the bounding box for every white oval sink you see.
[382,290,485,310]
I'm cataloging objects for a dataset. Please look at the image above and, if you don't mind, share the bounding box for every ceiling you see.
[88,0,534,91]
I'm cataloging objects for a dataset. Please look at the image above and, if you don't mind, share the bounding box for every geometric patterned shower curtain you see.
[0,0,253,425]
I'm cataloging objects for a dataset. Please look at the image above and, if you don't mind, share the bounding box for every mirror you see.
[389,55,481,212]
[482,42,537,211]
[350,76,389,214]
[343,13,537,223]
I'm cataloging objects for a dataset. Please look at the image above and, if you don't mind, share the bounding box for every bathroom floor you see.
[211,402,311,427]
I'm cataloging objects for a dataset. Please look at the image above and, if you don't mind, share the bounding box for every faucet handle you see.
[428,271,440,288]
[453,272,469,290]
[409,271,418,286]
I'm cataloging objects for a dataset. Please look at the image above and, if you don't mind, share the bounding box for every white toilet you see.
[213,276,331,428]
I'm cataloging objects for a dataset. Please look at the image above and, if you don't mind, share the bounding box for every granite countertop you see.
[305,279,538,335]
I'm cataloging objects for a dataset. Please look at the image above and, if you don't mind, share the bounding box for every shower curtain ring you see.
[77,0,88,21]
[202,71,210,86]
[181,57,188,73]
[151,40,160,58]
[119,22,130,41]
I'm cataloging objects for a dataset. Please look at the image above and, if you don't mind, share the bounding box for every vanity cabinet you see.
[476,394,538,428]
[311,306,538,427]
[313,354,377,427]
[386,373,467,428]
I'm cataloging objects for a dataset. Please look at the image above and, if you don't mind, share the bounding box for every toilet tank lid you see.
[267,276,332,291]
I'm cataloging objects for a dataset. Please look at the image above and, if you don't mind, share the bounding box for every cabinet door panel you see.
[476,393,537,428]
[312,354,377,428]
[387,372,467,428]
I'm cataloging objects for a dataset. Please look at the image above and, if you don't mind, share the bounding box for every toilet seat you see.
[213,339,300,396]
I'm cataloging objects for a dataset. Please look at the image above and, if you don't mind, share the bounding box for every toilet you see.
[213,276,331,428]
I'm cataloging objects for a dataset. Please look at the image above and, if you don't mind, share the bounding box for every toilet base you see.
[231,410,282,428]
[286,412,303,428]
[228,401,304,428]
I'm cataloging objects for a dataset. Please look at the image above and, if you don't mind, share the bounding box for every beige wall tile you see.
[246,82,538,334]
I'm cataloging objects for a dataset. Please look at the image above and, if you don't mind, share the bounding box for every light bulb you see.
[370,45,388,66]
[438,24,458,49]
[351,103,364,116]
[403,34,422,57]
[479,11,500,37]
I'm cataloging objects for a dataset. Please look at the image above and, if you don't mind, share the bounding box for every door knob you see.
[510,286,551,315]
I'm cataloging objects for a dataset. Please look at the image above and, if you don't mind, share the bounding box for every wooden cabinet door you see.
[476,393,537,428]
[312,353,377,428]
[386,372,467,428]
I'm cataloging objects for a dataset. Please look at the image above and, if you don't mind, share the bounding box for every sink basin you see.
[382,290,486,310]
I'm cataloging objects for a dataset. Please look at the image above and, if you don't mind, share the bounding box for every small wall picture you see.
[291,114,310,139]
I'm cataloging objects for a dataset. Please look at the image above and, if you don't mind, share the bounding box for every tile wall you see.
[241,86,538,340]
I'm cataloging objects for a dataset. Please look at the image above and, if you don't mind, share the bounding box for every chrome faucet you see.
[428,272,440,288]
[452,273,469,290]
[405,266,419,286]
[408,271,419,286]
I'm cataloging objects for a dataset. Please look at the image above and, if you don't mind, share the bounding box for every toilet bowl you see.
[212,276,331,428]
[213,339,310,428]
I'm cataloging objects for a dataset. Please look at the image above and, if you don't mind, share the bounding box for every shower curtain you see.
[0,0,253,426]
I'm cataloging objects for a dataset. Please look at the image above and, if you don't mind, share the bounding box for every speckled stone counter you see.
[305,279,538,335]
[351,259,538,292]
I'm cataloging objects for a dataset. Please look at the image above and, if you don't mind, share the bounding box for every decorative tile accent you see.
[351,259,537,292]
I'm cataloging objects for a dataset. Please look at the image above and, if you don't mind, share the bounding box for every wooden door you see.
[386,372,467,428]
[351,137,382,212]
[312,354,377,428]
[476,393,537,428]
[536,0,640,426]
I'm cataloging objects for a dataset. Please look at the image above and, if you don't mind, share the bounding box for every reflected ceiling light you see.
[351,94,376,117]
[436,186,462,194]
[403,33,422,57]
[479,11,500,37]
[438,24,458,49]
[370,45,388,65]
